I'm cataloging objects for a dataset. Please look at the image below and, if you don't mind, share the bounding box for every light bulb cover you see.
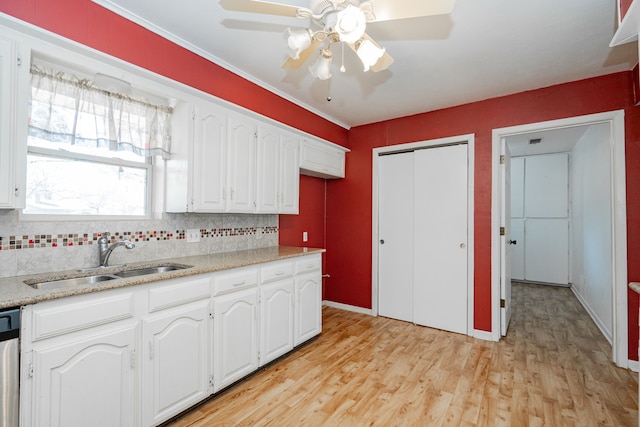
[356,39,385,72]
[335,5,366,44]
[309,48,333,80]
[284,28,312,60]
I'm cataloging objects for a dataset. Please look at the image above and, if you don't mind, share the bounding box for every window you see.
[24,65,172,217]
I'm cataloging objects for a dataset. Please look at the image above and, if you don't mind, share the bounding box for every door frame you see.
[372,134,475,336]
[490,110,628,367]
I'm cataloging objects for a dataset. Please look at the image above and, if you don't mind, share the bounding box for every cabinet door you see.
[193,103,227,212]
[213,288,259,391]
[255,124,280,213]
[142,300,211,426]
[294,272,322,345]
[279,134,300,214]
[0,37,17,208]
[30,324,138,427]
[227,114,256,213]
[260,279,294,366]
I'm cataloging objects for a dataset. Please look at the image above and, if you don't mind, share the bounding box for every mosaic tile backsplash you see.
[0,210,279,278]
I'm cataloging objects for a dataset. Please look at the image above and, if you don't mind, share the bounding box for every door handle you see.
[509,240,517,245]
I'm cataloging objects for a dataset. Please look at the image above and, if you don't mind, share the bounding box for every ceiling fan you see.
[218,0,456,80]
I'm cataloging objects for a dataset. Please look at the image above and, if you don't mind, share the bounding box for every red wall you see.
[324,73,640,359]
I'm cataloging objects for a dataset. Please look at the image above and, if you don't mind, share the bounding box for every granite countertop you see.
[629,282,640,294]
[0,246,324,310]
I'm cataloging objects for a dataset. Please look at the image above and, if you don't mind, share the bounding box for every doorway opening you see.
[491,110,628,367]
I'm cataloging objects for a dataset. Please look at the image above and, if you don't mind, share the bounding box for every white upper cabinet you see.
[256,124,300,214]
[227,114,257,213]
[166,97,347,214]
[300,138,348,179]
[0,36,27,209]
[191,103,228,212]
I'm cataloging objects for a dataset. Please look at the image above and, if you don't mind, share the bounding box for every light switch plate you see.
[186,229,200,243]
[303,231,308,242]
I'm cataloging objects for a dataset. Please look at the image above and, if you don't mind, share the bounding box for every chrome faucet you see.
[98,233,135,267]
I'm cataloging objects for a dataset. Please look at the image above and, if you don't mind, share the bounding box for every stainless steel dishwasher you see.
[0,307,20,427]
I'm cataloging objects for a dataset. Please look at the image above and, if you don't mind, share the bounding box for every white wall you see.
[570,123,613,342]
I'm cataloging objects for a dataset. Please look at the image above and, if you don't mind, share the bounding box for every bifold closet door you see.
[378,152,414,323]
[413,144,468,334]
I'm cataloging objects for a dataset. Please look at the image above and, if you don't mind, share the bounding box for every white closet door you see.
[525,219,569,284]
[378,152,414,322]
[524,153,569,218]
[413,144,468,334]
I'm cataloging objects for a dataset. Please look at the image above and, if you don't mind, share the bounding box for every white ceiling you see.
[92,0,637,128]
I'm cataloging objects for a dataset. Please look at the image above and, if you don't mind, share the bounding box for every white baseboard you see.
[473,329,497,341]
[628,359,639,373]
[322,300,373,316]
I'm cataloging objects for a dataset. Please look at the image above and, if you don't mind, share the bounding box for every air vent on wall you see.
[529,138,543,145]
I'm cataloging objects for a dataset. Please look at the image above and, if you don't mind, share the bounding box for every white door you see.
[227,115,256,213]
[32,324,137,427]
[378,152,414,323]
[255,124,280,213]
[260,279,295,365]
[525,219,569,284]
[294,271,322,345]
[213,288,259,392]
[192,103,227,212]
[413,144,468,334]
[510,219,525,280]
[142,300,211,426]
[500,141,512,336]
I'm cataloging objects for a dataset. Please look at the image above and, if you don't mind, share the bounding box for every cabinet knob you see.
[459,243,466,248]
[380,239,385,244]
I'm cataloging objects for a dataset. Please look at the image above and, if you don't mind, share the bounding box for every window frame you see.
[22,145,154,222]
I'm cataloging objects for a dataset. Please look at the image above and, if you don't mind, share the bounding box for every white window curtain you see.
[29,65,173,159]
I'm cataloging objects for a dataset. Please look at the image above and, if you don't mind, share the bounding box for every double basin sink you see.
[26,264,192,291]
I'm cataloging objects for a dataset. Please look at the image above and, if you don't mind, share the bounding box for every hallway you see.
[168,283,638,426]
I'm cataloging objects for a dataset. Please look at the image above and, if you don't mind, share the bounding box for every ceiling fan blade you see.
[369,0,455,22]
[282,38,322,70]
[218,0,311,18]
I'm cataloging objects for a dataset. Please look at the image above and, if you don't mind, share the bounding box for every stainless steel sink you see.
[26,264,192,290]
[30,274,119,290]
[113,265,186,278]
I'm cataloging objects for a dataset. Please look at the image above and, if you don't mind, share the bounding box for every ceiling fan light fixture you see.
[356,38,385,72]
[309,48,333,80]
[335,4,366,44]
[284,27,313,60]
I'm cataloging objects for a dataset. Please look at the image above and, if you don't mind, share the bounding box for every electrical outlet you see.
[303,231,308,242]
[186,229,200,243]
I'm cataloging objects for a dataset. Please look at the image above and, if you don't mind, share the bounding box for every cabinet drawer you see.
[261,260,294,284]
[213,267,259,296]
[148,274,212,313]
[30,290,135,341]
[295,255,322,275]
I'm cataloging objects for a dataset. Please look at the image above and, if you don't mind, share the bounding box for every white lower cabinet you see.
[295,257,322,345]
[213,287,259,392]
[142,299,212,426]
[259,278,295,366]
[28,323,139,427]
[20,254,322,426]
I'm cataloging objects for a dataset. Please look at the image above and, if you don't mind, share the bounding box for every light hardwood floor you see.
[167,283,638,426]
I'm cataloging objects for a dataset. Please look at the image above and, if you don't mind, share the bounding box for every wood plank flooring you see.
[167,283,638,426]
